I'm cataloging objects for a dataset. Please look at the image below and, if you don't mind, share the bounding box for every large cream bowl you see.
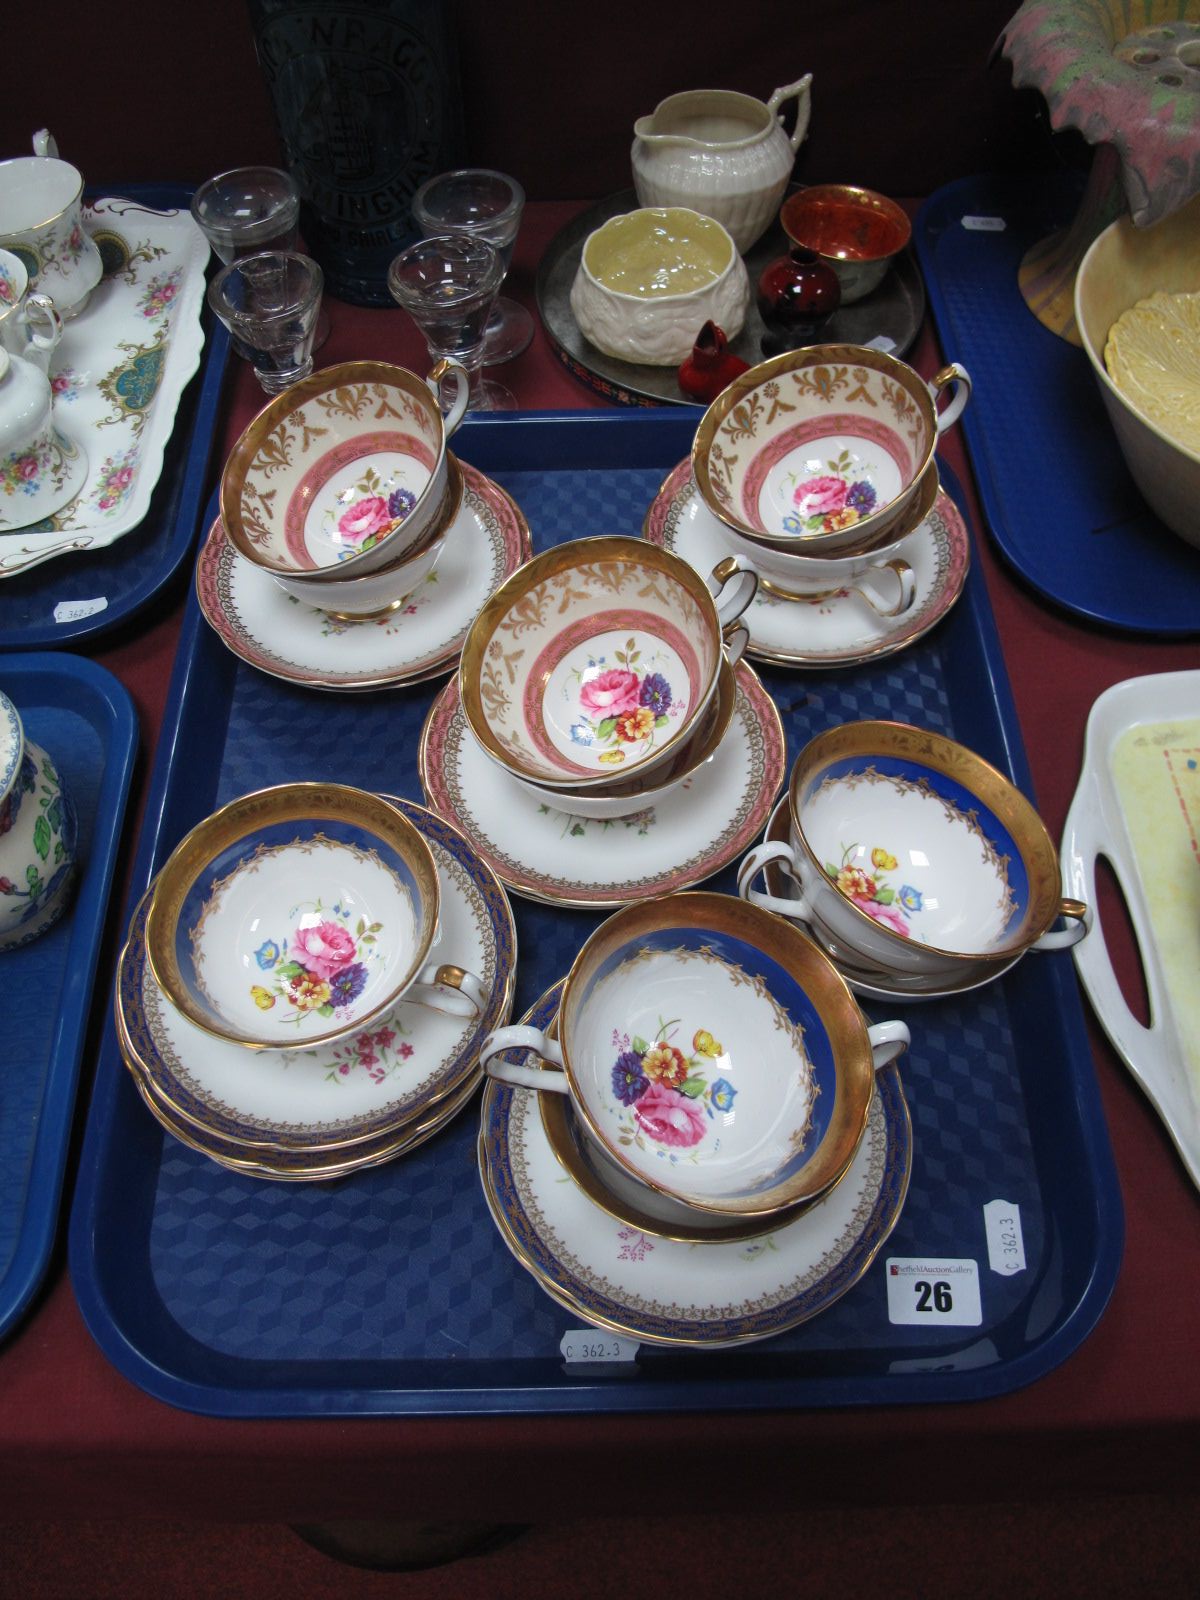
[1075,192,1200,551]
[569,207,749,367]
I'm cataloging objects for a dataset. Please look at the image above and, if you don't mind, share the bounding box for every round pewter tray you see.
[536,188,926,408]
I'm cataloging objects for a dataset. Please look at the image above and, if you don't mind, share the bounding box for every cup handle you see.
[850,558,916,618]
[867,1019,910,1070]
[707,555,759,629]
[767,74,814,151]
[32,129,59,158]
[427,357,470,438]
[404,961,487,1019]
[737,839,813,921]
[1029,897,1091,954]
[723,621,749,669]
[22,293,63,357]
[480,1024,570,1093]
[928,363,971,435]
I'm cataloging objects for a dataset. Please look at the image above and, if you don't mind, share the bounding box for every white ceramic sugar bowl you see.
[0,688,78,951]
[0,346,87,529]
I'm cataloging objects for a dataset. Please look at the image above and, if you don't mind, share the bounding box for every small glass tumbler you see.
[207,251,324,395]
[411,169,533,365]
[387,234,513,411]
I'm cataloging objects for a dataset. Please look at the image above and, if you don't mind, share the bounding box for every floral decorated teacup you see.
[691,343,970,558]
[0,347,87,529]
[738,721,1090,984]
[220,358,469,582]
[0,686,77,952]
[267,452,462,619]
[144,783,486,1051]
[0,134,103,320]
[458,535,756,794]
[480,890,909,1217]
[0,247,63,374]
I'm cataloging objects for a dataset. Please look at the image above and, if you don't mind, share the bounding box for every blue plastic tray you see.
[915,173,1200,635]
[0,183,230,652]
[68,410,1122,1416]
[0,652,137,1342]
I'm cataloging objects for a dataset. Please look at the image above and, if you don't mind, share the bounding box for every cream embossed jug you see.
[631,76,813,252]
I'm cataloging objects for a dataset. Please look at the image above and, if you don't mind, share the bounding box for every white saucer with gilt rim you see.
[418,661,786,909]
[477,982,912,1348]
[643,459,970,670]
[195,462,532,691]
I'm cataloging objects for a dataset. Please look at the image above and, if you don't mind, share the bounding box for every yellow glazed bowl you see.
[569,206,749,366]
[1075,193,1200,550]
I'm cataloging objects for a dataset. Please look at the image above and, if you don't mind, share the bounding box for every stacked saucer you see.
[114,787,516,1181]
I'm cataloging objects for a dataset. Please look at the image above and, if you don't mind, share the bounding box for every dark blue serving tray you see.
[915,172,1200,635]
[68,409,1122,1416]
[0,652,137,1342]
[0,183,230,652]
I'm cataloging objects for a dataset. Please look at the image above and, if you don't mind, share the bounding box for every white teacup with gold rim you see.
[691,343,970,558]
[144,783,486,1052]
[219,357,469,582]
[0,132,104,320]
[480,890,908,1218]
[738,721,1090,984]
[459,534,756,795]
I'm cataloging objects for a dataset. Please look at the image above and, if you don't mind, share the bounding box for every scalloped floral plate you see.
[0,198,209,578]
[418,661,785,908]
[643,458,969,668]
[478,982,912,1347]
[196,463,531,691]
[115,799,516,1155]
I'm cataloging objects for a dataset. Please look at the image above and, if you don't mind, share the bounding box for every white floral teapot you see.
[631,76,813,252]
[0,687,77,951]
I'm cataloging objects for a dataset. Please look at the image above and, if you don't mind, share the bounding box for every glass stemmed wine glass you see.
[207,251,325,395]
[410,169,533,366]
[387,234,514,412]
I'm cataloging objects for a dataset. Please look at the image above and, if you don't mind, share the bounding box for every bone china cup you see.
[219,358,469,581]
[0,144,103,320]
[738,722,1090,983]
[458,535,757,793]
[691,344,970,557]
[480,891,909,1217]
[144,783,486,1051]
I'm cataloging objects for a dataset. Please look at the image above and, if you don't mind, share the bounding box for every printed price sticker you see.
[885,1257,982,1327]
[53,597,108,624]
[560,1330,640,1365]
[983,1199,1026,1275]
[961,214,1007,232]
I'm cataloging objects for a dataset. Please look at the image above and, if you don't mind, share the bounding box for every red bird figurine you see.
[677,321,750,404]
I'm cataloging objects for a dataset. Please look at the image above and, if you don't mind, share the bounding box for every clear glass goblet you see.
[411,169,533,365]
[387,234,514,411]
[191,166,330,350]
[207,251,324,395]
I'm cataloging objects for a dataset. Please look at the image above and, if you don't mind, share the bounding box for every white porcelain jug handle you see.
[427,357,470,438]
[707,555,758,629]
[404,961,487,1018]
[1029,897,1091,953]
[22,293,63,359]
[867,1019,910,1070]
[480,1023,570,1093]
[737,839,813,921]
[766,75,813,152]
[929,363,971,434]
[32,129,59,159]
